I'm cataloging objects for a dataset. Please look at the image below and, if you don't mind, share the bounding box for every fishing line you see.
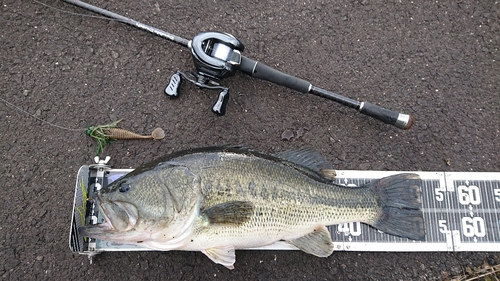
[1,96,165,154]
[0,96,85,131]
[5,1,118,132]
[31,0,122,22]
[3,2,168,155]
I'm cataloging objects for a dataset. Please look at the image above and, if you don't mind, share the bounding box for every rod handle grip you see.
[360,102,414,129]
[239,56,311,93]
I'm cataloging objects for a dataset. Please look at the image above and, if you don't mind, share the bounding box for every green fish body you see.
[80,147,424,269]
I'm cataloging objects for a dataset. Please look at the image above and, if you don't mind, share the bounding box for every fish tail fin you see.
[367,173,425,241]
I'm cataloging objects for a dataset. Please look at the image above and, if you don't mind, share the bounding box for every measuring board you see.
[69,160,500,259]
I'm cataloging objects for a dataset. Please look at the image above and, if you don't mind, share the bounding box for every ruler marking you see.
[483,180,492,243]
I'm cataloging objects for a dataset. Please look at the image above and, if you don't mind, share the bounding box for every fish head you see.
[80,164,201,244]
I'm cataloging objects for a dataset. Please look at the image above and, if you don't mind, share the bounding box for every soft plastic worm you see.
[104,128,165,140]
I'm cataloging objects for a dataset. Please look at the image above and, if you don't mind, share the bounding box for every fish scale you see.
[79,147,424,269]
[197,153,378,218]
[162,151,389,254]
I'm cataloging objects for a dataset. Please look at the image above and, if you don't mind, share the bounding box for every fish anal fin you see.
[287,225,334,257]
[202,245,236,269]
[201,201,254,225]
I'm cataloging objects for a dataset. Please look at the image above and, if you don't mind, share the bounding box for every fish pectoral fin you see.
[201,201,254,225]
[286,225,334,257]
[202,245,236,270]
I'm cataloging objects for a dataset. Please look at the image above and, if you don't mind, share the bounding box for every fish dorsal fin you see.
[318,169,337,181]
[286,225,334,257]
[201,201,255,225]
[202,245,236,269]
[275,149,336,181]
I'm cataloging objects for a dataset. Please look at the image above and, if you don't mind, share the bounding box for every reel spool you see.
[191,32,244,80]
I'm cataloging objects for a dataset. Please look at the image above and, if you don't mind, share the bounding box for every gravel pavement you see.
[1,1,499,280]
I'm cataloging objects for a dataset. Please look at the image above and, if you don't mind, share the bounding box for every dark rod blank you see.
[61,0,189,47]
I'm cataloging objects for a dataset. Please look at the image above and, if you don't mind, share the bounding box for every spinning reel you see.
[164,32,244,116]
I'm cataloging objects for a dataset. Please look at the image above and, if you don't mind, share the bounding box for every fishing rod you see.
[60,0,414,129]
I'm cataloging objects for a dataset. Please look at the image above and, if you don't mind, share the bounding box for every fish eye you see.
[119,182,130,193]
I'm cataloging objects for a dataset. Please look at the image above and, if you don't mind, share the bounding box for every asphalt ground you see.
[1,0,499,280]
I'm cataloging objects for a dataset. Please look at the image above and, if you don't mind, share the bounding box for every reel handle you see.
[212,89,229,116]
[165,71,230,116]
[165,72,181,98]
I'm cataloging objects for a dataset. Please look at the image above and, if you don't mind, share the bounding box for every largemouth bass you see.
[80,146,425,269]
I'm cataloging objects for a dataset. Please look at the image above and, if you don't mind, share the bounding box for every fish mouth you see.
[97,194,139,231]
[79,194,139,239]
